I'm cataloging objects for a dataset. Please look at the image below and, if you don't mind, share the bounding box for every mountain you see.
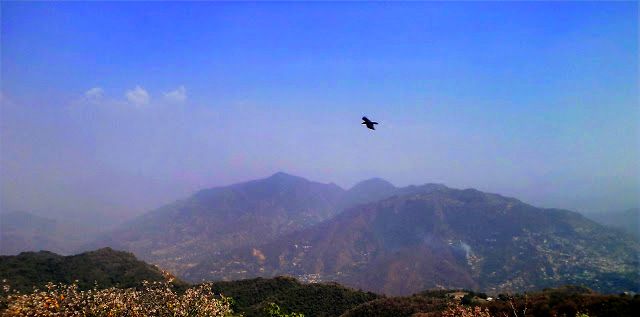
[583,208,640,238]
[338,178,447,209]
[86,173,441,276]
[0,248,185,292]
[338,178,398,209]
[85,173,639,295]
[0,211,98,255]
[184,186,640,295]
[87,172,347,275]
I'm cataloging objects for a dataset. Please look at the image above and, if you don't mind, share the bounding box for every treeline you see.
[343,285,640,317]
[2,249,638,317]
[483,286,639,317]
[209,276,379,317]
[2,275,639,317]
[0,248,188,292]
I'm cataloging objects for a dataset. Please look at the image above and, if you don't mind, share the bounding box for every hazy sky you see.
[1,1,638,222]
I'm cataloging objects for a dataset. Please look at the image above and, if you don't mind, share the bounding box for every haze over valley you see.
[1,2,638,314]
[4,172,635,296]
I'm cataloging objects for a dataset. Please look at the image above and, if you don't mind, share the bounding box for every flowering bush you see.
[441,303,492,317]
[1,280,234,317]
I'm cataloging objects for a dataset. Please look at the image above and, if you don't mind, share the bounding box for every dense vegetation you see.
[2,248,638,316]
[2,275,639,316]
[209,276,379,317]
[483,286,640,317]
[0,248,188,292]
[1,281,233,317]
[343,285,640,317]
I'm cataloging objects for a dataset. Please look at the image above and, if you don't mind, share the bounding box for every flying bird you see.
[361,116,378,130]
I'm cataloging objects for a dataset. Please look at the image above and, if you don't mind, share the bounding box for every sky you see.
[1,1,638,224]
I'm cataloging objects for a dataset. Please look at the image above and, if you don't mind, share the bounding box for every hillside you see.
[82,173,639,296]
[0,248,185,292]
[85,173,413,275]
[86,172,348,274]
[184,186,640,295]
[209,276,379,317]
[342,285,640,317]
[4,267,637,317]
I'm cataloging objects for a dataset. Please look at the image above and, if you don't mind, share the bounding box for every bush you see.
[1,280,233,317]
[441,303,492,317]
[265,302,304,317]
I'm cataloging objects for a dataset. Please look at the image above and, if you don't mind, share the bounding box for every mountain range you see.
[184,184,639,295]
[86,172,347,274]
[84,172,639,295]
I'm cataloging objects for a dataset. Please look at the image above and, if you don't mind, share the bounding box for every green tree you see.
[265,302,305,317]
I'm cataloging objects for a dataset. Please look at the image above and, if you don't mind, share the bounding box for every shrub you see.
[265,302,304,317]
[441,303,492,317]
[1,280,233,317]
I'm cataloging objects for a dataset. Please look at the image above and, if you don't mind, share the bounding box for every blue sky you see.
[1,1,638,221]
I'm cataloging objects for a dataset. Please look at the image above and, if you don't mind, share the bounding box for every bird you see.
[361,116,378,130]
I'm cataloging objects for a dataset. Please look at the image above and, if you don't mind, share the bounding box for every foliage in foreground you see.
[264,302,304,317]
[2,276,639,317]
[0,280,233,317]
[440,304,492,317]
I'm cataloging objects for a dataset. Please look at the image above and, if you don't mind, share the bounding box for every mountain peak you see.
[339,177,398,208]
[351,178,396,191]
[269,171,299,179]
[87,247,123,256]
[263,172,310,185]
[94,171,348,274]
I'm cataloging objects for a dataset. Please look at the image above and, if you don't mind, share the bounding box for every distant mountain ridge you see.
[183,186,639,295]
[338,178,398,209]
[85,172,639,295]
[87,173,346,274]
[86,172,444,275]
